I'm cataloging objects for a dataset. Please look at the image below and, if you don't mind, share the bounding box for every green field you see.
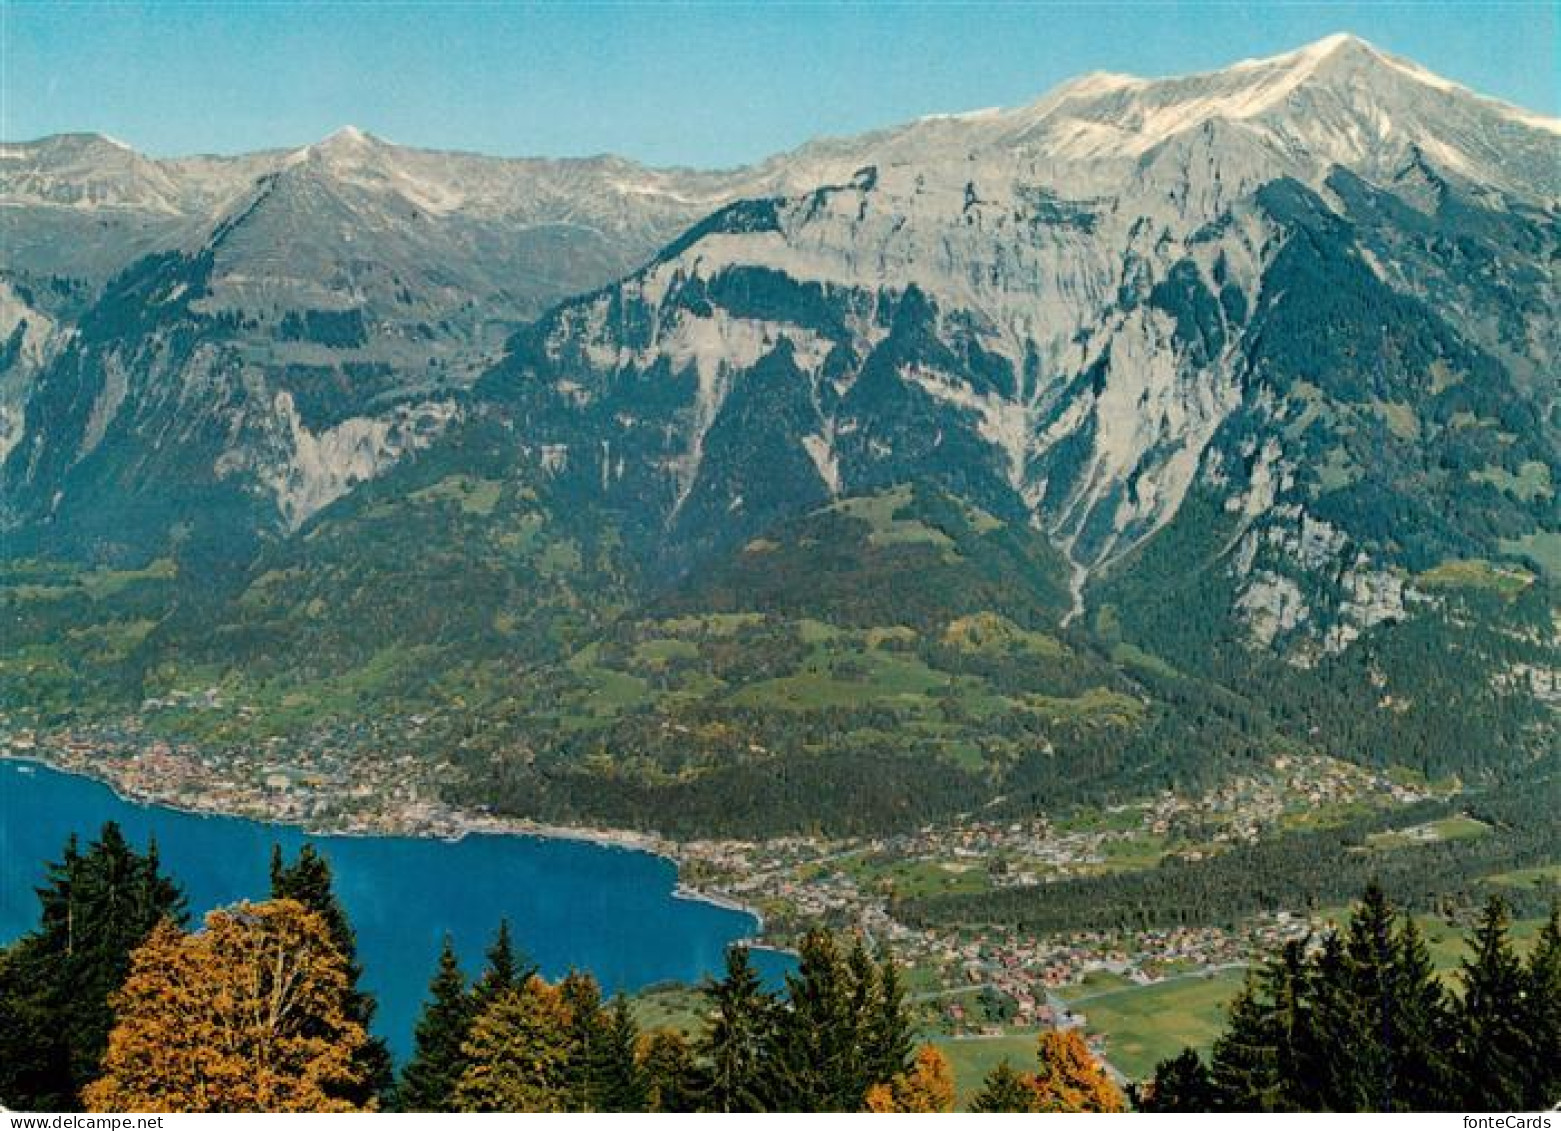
[1415,559,1535,598]
[935,1029,1049,1108]
[629,984,709,1038]
[1056,968,1249,1081]
[1500,532,1561,580]
[833,854,996,900]
[1365,814,1490,851]
[935,968,1248,1102]
[1486,864,1561,890]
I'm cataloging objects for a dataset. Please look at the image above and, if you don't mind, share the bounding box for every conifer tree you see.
[764,930,856,1109]
[1141,1047,1215,1112]
[559,970,606,1110]
[1209,977,1283,1110]
[1341,884,1401,1109]
[0,823,186,1110]
[864,954,915,1088]
[1457,896,1531,1110]
[844,936,879,1100]
[1297,930,1373,1109]
[698,944,774,1112]
[1389,914,1456,1110]
[969,1059,1038,1112]
[592,996,649,1112]
[1523,907,1561,1109]
[269,844,393,1104]
[397,936,474,1112]
[637,1028,702,1112]
[473,919,532,1010]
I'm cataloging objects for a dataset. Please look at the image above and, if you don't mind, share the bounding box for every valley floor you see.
[5,715,1507,1083]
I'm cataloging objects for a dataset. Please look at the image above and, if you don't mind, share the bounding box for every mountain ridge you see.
[1,34,1556,836]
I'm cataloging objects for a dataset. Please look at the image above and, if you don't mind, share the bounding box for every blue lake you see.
[0,759,791,1058]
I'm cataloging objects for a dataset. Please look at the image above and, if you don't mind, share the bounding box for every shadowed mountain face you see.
[2,36,1557,834]
[0,127,848,556]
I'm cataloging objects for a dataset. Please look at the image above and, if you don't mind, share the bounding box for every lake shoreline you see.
[0,749,772,944]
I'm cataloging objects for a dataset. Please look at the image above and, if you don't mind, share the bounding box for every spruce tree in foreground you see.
[1388,914,1456,1110]
[559,970,606,1110]
[637,1028,702,1112]
[863,951,916,1088]
[1141,1047,1215,1112]
[1456,896,1531,1111]
[0,824,186,1110]
[1524,908,1561,1109]
[699,944,774,1111]
[397,936,474,1111]
[472,918,532,1010]
[764,930,862,1109]
[969,1059,1037,1112]
[1195,885,1558,1112]
[269,844,394,1105]
[1208,977,1284,1110]
[592,995,650,1111]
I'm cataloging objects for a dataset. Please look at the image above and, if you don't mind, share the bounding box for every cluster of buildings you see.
[4,714,1442,1043]
[676,753,1441,1034]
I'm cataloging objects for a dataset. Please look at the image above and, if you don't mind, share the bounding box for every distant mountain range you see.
[3,35,1556,836]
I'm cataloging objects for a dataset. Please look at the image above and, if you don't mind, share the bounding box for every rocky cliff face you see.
[4,36,1558,650]
[471,35,1558,651]
[3,35,1555,830]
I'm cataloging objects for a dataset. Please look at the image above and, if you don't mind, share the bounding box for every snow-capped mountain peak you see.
[791,34,1557,203]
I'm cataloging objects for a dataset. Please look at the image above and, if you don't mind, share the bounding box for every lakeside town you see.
[0,706,1454,1047]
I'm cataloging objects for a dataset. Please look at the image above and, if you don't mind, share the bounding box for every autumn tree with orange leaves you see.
[969,1029,1125,1113]
[864,1045,956,1112]
[84,900,372,1113]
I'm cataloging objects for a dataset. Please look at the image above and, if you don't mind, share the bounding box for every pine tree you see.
[397,936,475,1112]
[558,970,606,1110]
[863,954,915,1089]
[1298,929,1374,1109]
[698,944,774,1112]
[1523,906,1561,1109]
[764,930,856,1110]
[0,823,186,1110]
[473,919,531,1010]
[969,1059,1038,1112]
[1141,1047,1215,1112]
[1389,914,1455,1110]
[1209,977,1283,1110]
[843,936,879,1101]
[637,1028,702,1112]
[592,996,649,1112]
[1340,883,1400,1110]
[269,844,393,1105]
[1457,896,1530,1110]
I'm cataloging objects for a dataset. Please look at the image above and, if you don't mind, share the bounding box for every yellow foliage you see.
[1029,1029,1126,1113]
[453,975,576,1112]
[864,1046,956,1113]
[84,900,372,1112]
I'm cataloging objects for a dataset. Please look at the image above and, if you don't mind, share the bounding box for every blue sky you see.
[4,2,1556,166]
